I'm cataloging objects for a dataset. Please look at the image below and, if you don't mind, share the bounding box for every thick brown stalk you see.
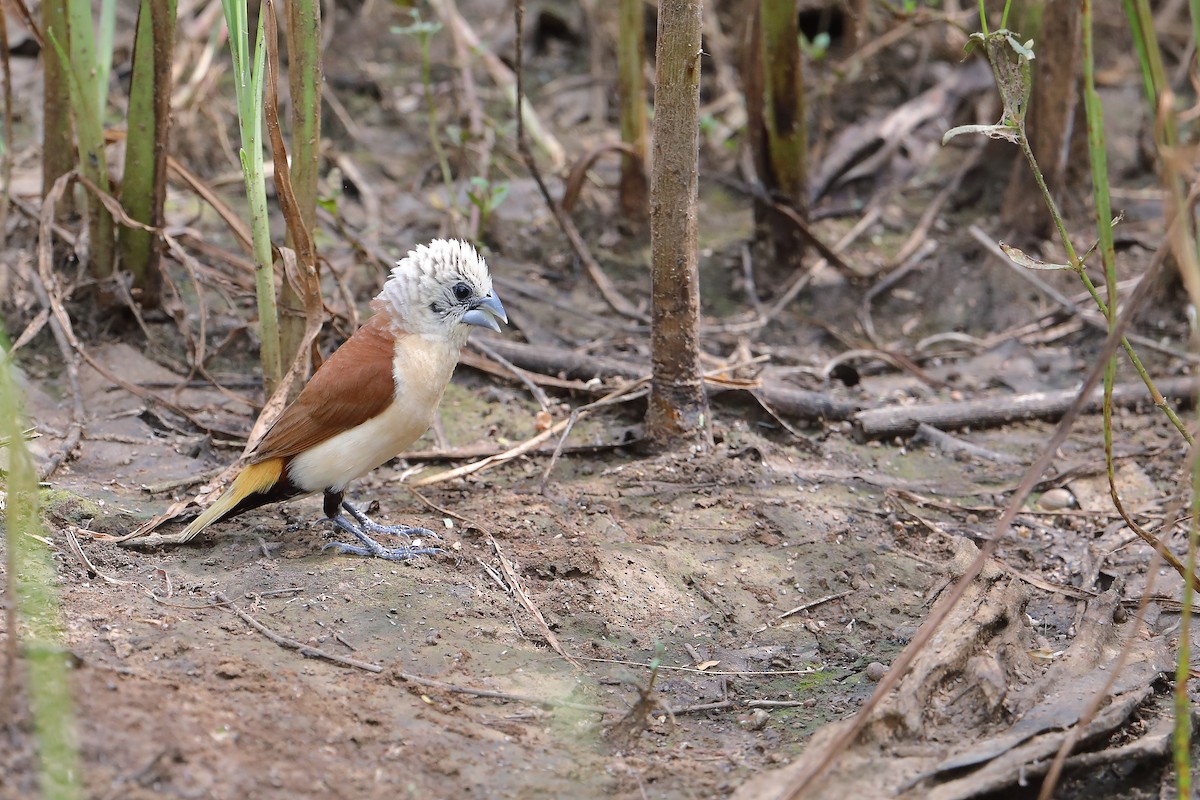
[41,0,73,219]
[646,0,710,447]
[281,0,322,383]
[616,0,648,222]
[757,0,807,273]
[118,0,175,308]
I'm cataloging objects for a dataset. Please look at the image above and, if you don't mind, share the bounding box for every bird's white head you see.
[377,239,508,344]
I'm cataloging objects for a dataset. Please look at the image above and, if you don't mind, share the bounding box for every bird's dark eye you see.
[453,282,472,302]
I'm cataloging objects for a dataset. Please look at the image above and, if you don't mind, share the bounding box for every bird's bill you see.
[463,293,508,333]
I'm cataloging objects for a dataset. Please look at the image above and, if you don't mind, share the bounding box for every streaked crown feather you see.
[376,239,494,341]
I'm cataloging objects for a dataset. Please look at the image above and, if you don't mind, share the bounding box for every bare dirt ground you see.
[2,3,1199,799]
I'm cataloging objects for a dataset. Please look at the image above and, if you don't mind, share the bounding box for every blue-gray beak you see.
[463,292,508,333]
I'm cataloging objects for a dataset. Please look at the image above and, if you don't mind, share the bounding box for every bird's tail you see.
[177,459,284,542]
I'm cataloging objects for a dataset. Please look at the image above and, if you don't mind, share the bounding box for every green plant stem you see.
[59,0,115,281]
[119,0,175,308]
[1080,0,1120,523]
[760,0,806,207]
[95,0,116,116]
[1123,0,1157,110]
[222,0,282,395]
[1098,4,1196,788]
[1192,0,1200,71]
[1138,0,1200,784]
[1011,91,1193,445]
[0,344,81,800]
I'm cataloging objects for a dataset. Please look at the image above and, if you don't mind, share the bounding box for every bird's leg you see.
[321,492,442,561]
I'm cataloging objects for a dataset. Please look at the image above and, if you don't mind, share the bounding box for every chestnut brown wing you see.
[249,315,403,463]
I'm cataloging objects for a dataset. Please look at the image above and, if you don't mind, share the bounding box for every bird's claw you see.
[358,520,441,541]
[321,539,443,561]
[323,502,444,561]
[339,502,442,541]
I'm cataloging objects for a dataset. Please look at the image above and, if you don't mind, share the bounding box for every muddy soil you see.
[3,337,1191,799]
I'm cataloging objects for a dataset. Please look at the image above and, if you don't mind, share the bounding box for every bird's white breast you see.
[287,335,460,493]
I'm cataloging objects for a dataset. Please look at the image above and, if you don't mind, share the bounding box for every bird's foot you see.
[322,502,443,561]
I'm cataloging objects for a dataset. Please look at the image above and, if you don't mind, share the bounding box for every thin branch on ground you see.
[777,590,853,620]
[854,376,1200,440]
[573,655,823,677]
[469,339,552,412]
[212,592,383,673]
[394,671,613,714]
[487,536,581,668]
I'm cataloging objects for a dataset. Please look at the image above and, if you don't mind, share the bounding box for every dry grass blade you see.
[265,0,323,373]
[428,0,564,170]
[248,0,325,444]
[62,526,131,586]
[27,179,87,480]
[469,338,552,411]
[9,303,50,353]
[408,417,571,487]
[538,381,650,492]
[164,151,254,252]
[459,347,599,393]
[5,0,42,46]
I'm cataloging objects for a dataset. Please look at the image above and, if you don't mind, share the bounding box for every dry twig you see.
[18,257,85,482]
[212,592,383,673]
[394,671,612,714]
[777,590,853,620]
[854,376,1200,439]
[486,536,581,668]
[510,0,646,322]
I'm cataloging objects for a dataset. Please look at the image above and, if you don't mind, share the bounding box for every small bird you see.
[174,239,507,560]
